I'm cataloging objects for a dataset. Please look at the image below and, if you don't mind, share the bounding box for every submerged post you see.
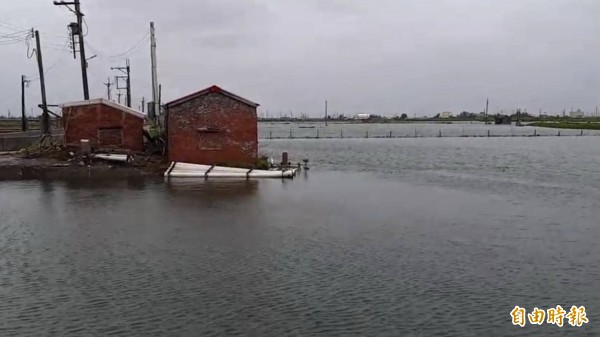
[581,129,584,136]
[389,130,392,138]
[289,128,292,139]
[488,129,490,137]
[316,129,319,139]
[366,130,369,138]
[534,129,537,137]
[341,129,344,138]
[414,128,417,138]
[282,152,288,167]
[439,129,442,137]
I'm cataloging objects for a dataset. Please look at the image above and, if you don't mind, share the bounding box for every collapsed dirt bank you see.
[0,151,169,181]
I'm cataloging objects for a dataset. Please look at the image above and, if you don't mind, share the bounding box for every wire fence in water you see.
[259,126,598,139]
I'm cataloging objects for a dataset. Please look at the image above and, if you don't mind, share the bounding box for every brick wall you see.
[167,92,258,167]
[63,103,144,152]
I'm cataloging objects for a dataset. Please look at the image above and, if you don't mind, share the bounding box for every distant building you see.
[439,111,453,119]
[494,115,512,125]
[165,85,259,168]
[354,113,371,120]
[570,110,584,118]
[61,99,145,152]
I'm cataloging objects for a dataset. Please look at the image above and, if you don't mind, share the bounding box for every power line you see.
[0,37,28,44]
[38,31,70,38]
[0,30,29,41]
[27,36,71,80]
[0,31,30,39]
[108,32,150,59]
[27,57,68,81]
[87,30,150,61]
[0,37,28,45]
[0,19,28,32]
[82,17,89,36]
[45,37,72,52]
[84,41,109,60]
[26,34,35,59]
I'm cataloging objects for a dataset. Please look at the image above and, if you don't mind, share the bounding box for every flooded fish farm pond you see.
[1,134,600,336]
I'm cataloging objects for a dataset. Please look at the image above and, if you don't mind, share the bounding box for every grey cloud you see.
[1,0,600,117]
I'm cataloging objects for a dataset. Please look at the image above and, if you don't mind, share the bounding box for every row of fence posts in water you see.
[266,128,588,139]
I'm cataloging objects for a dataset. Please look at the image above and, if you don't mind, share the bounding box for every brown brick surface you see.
[63,103,144,152]
[167,92,258,167]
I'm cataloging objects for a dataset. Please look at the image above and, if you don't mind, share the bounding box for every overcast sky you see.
[1,0,600,117]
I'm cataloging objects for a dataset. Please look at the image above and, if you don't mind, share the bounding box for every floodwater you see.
[259,121,600,138]
[2,134,600,336]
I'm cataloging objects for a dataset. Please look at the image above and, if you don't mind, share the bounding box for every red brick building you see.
[165,85,259,167]
[61,99,145,152]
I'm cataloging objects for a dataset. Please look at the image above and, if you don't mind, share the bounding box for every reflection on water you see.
[59,176,150,190]
[165,178,259,198]
[1,137,600,336]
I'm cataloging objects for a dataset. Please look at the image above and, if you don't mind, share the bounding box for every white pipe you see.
[172,162,210,169]
[163,161,176,177]
[167,170,295,178]
[173,163,250,173]
[93,154,130,162]
[172,165,251,173]
[166,162,296,178]
[172,163,212,171]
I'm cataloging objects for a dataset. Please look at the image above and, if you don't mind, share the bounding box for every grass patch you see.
[256,155,270,170]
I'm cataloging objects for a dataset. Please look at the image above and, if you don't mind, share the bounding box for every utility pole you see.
[112,59,131,107]
[325,100,328,126]
[54,0,89,100]
[116,90,122,104]
[103,77,112,100]
[34,30,50,135]
[126,59,131,107]
[141,97,145,112]
[484,98,489,124]
[150,22,159,124]
[21,75,30,131]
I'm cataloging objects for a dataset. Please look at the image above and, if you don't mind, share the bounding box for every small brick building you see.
[61,99,145,152]
[165,85,259,167]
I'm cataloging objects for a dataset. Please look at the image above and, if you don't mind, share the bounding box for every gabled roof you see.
[165,85,260,108]
[60,98,146,119]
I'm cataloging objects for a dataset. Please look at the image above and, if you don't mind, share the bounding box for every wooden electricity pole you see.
[34,30,50,135]
[54,0,89,99]
[126,59,131,107]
